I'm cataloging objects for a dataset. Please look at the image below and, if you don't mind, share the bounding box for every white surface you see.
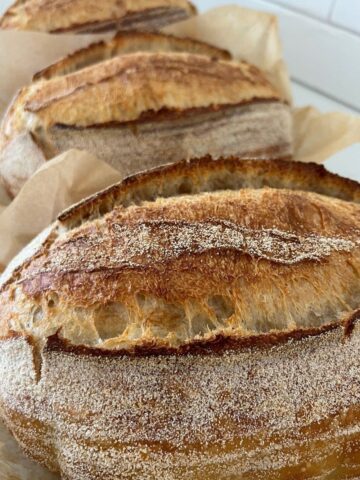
[292,81,357,115]
[270,0,334,20]
[332,0,360,35]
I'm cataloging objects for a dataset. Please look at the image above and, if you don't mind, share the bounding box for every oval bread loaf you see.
[0,157,360,479]
[0,44,292,197]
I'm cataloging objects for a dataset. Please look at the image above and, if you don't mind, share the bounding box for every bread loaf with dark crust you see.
[0,50,292,197]
[0,158,360,479]
[0,0,196,33]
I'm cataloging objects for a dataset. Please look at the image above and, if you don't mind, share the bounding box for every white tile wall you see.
[270,0,334,20]
[196,1,360,180]
[292,82,360,182]
[332,0,360,35]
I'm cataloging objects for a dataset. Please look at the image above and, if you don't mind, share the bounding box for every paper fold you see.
[0,149,121,271]
[293,106,360,164]
[166,5,293,103]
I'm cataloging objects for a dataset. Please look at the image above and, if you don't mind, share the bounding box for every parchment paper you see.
[0,150,121,272]
[0,5,359,479]
[0,30,112,117]
[292,106,360,164]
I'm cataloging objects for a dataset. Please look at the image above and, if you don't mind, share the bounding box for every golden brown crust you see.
[59,156,360,224]
[1,52,289,200]
[0,0,196,33]
[42,315,354,357]
[34,31,231,81]
[3,53,281,139]
[3,310,358,358]
[1,158,359,353]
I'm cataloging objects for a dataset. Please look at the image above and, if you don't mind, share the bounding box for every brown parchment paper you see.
[0,5,359,479]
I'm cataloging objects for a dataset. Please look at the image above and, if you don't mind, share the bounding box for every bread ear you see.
[33,32,231,81]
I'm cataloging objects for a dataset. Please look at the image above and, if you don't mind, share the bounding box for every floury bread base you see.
[42,102,292,176]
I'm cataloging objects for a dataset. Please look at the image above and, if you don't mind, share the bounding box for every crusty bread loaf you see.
[34,31,231,81]
[0,50,292,197]
[0,157,360,479]
[0,0,196,33]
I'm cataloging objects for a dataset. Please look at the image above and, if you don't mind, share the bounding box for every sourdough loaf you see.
[0,157,360,479]
[0,47,292,197]
[0,0,196,33]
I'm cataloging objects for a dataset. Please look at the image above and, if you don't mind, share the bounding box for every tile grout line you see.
[255,0,360,38]
[328,0,338,21]
[260,0,331,25]
[292,78,360,114]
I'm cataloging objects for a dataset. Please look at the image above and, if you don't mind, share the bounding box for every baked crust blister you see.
[0,158,360,479]
[0,0,196,33]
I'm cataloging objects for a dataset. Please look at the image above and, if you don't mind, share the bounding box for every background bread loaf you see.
[0,40,292,197]
[0,0,196,33]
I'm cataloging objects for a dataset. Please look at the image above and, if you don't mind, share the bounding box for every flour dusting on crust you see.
[35,220,357,275]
